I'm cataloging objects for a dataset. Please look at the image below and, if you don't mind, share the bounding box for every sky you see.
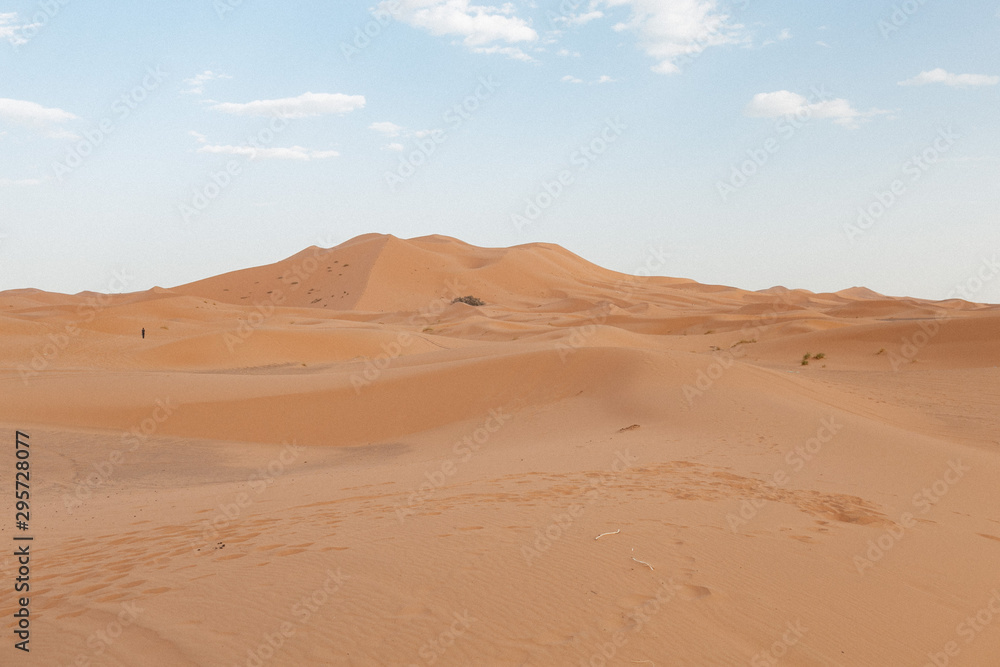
[1,0,998,302]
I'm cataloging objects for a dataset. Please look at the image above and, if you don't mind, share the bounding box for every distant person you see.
[141,328,145,339]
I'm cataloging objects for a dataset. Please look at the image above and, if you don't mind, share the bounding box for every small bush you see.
[814,352,826,360]
[453,295,485,307]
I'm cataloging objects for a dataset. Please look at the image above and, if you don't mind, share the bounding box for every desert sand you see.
[2,233,999,666]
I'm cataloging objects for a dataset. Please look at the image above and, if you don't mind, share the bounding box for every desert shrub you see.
[453,295,485,306]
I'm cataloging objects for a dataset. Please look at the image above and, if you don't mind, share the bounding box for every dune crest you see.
[1,234,998,665]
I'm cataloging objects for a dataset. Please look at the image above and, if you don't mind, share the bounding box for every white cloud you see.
[469,45,535,61]
[763,28,791,46]
[189,130,208,144]
[0,178,43,187]
[815,40,829,48]
[898,68,999,88]
[209,92,366,118]
[380,0,538,50]
[745,90,890,129]
[598,0,744,74]
[555,10,605,26]
[182,70,231,95]
[557,48,581,57]
[561,74,583,83]
[0,13,38,46]
[384,143,405,151]
[0,98,77,126]
[197,144,340,160]
[0,12,20,43]
[0,98,78,138]
[596,75,615,84]
[369,121,404,137]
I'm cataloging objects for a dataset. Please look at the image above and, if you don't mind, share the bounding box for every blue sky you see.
[1,0,998,302]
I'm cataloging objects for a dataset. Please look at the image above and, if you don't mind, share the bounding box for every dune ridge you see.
[1,233,998,665]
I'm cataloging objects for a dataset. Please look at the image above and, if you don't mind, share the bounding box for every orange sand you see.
[1,234,998,665]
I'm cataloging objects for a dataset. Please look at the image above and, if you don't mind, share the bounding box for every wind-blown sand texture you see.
[2,234,998,665]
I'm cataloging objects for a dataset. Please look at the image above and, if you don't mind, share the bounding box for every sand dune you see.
[1,234,998,665]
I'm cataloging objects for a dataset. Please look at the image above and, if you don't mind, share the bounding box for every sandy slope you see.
[1,234,998,666]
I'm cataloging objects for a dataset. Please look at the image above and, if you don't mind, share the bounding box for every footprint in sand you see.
[617,593,652,608]
[532,629,578,646]
[679,584,711,600]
